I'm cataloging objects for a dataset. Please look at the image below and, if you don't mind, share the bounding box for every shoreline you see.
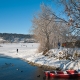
[0,43,80,71]
[22,58,61,70]
[0,56,58,70]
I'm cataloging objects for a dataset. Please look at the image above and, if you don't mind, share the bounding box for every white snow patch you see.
[0,43,80,70]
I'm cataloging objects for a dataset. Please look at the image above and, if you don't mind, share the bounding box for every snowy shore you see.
[0,43,80,70]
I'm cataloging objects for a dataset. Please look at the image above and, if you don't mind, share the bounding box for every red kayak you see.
[44,70,80,79]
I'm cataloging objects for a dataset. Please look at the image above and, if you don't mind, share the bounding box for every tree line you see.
[0,33,34,42]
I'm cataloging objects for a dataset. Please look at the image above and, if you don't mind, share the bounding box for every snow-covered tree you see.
[32,4,68,54]
[52,0,80,41]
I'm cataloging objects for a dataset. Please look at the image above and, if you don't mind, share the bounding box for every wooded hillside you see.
[0,33,36,43]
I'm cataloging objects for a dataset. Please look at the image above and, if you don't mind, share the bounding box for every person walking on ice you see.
[17,49,18,53]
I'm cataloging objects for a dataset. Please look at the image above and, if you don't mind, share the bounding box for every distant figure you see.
[17,49,18,53]
[58,42,60,49]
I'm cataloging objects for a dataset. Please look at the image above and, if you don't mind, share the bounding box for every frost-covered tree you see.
[50,0,80,60]
[32,4,55,53]
[32,4,68,54]
[52,0,80,40]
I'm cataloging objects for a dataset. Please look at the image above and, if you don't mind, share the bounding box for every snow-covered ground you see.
[0,43,80,71]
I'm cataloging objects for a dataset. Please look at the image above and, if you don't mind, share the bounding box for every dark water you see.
[0,57,44,80]
[0,57,80,80]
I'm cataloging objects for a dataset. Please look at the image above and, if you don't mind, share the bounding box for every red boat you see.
[44,70,80,79]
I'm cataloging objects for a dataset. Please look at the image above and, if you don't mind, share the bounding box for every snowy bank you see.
[0,43,80,70]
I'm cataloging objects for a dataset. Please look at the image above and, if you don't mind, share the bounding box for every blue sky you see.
[0,0,65,34]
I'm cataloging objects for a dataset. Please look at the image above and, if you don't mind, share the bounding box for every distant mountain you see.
[0,33,36,43]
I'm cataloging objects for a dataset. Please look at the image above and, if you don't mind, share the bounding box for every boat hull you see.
[44,70,80,79]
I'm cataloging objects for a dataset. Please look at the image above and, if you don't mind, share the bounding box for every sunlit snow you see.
[0,43,80,71]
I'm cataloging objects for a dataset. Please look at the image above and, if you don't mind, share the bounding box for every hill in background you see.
[0,33,36,43]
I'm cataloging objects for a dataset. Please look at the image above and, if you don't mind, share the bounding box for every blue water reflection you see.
[0,57,80,80]
[0,57,44,80]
